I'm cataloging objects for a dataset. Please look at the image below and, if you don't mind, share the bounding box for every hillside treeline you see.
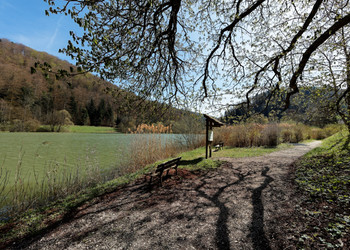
[0,39,196,132]
[222,89,339,127]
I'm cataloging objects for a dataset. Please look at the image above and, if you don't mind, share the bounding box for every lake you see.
[0,132,196,187]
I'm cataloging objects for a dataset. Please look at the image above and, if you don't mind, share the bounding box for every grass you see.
[0,141,291,247]
[66,125,117,133]
[293,131,350,248]
[174,144,291,171]
[213,143,291,158]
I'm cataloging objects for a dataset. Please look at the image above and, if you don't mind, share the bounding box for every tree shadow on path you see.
[194,167,252,250]
[18,161,289,250]
[249,167,274,250]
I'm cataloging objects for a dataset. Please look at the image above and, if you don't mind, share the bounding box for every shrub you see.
[229,125,250,147]
[261,124,280,147]
[213,126,232,145]
[311,128,327,140]
[215,122,343,147]
[129,123,172,134]
[8,119,41,132]
[0,122,10,131]
[128,133,183,172]
[250,123,265,146]
[216,123,279,147]
[9,119,24,132]
[292,127,304,143]
[36,126,51,132]
[281,129,293,143]
[23,119,41,132]
[323,124,344,137]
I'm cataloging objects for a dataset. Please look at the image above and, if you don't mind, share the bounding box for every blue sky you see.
[0,0,78,63]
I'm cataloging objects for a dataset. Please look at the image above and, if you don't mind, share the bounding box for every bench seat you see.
[146,157,181,185]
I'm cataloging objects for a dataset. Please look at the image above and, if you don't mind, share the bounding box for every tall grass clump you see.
[128,123,203,171]
[215,123,279,147]
[0,149,111,219]
[215,123,343,148]
[261,124,280,147]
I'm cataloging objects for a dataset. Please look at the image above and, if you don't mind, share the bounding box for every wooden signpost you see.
[204,114,224,159]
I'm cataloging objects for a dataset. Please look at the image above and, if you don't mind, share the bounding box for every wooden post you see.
[209,122,212,158]
[206,119,209,159]
[204,114,224,159]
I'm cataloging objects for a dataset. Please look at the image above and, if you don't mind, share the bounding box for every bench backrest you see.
[155,157,181,173]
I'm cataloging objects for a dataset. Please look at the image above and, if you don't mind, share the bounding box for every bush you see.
[9,119,41,132]
[9,119,24,132]
[292,127,304,143]
[311,128,327,140]
[281,129,293,143]
[0,122,10,131]
[36,126,51,132]
[215,122,342,147]
[216,123,280,147]
[323,124,344,137]
[24,119,41,132]
[261,124,280,147]
[128,133,183,171]
[213,126,232,145]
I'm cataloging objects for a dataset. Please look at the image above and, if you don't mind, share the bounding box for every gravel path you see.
[17,141,321,250]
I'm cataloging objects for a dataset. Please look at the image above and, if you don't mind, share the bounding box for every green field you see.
[66,126,117,133]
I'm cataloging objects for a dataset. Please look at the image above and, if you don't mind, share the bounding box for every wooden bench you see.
[147,157,181,185]
[214,141,224,151]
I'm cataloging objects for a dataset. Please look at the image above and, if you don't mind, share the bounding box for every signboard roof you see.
[203,114,224,127]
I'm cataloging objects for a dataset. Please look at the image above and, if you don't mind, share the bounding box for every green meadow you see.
[66,126,117,133]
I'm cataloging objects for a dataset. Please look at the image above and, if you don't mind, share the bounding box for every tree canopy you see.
[44,0,350,116]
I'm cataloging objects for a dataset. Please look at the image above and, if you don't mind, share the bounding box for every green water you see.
[0,132,193,216]
[0,133,186,186]
[0,133,135,184]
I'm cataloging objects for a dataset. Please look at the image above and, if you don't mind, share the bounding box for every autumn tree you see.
[46,109,74,132]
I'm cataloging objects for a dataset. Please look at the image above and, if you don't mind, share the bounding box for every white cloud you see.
[46,15,64,51]
[0,0,15,11]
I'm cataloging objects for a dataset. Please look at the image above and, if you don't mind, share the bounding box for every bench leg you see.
[159,170,164,186]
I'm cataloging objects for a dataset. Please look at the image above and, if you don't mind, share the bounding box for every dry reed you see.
[215,123,343,147]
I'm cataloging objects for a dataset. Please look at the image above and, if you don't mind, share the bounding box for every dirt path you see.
[17,141,321,250]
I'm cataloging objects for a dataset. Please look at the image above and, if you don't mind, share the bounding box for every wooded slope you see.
[0,39,188,131]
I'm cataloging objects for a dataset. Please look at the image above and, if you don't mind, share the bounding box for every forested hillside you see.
[0,39,193,132]
[222,89,339,127]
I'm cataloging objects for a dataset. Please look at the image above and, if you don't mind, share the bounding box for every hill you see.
[222,88,338,127]
[0,39,193,132]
